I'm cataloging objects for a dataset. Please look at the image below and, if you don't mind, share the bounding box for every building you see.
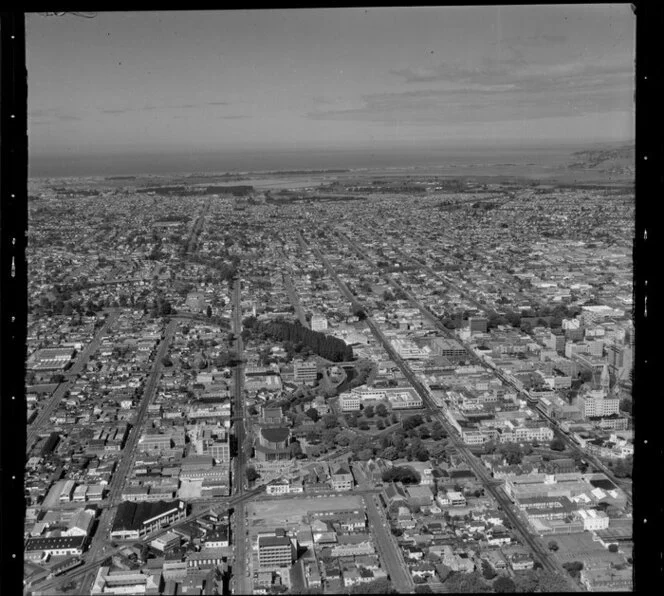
[110,500,187,541]
[430,338,467,361]
[138,431,172,453]
[578,391,620,419]
[63,508,95,537]
[310,315,328,332]
[339,392,361,412]
[293,361,318,385]
[25,535,87,559]
[573,509,610,531]
[258,534,296,570]
[580,567,632,591]
[151,531,181,552]
[27,347,75,371]
[91,567,161,595]
[59,480,76,503]
[202,527,229,548]
[445,491,467,507]
[330,464,354,491]
[255,427,291,462]
[468,317,488,334]
[384,388,422,409]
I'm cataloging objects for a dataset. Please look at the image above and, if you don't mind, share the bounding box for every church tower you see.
[599,363,611,394]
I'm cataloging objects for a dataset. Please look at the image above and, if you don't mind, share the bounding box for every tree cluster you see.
[381,466,421,485]
[256,320,353,362]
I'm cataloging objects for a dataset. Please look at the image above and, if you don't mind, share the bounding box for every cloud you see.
[99,101,231,114]
[493,34,569,48]
[308,62,633,127]
[29,108,82,122]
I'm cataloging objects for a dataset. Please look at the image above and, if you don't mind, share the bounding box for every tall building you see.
[258,533,295,570]
[577,390,620,419]
[468,317,488,334]
[607,342,624,371]
[293,361,318,385]
[546,332,566,354]
[599,363,611,393]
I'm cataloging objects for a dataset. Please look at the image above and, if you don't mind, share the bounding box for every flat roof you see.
[112,500,183,532]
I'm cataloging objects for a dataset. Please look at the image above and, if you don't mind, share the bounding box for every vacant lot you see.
[247,494,363,527]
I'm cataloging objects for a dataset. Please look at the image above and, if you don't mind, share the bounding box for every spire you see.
[600,363,611,392]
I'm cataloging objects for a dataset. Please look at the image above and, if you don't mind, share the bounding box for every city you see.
[23,151,634,594]
[18,6,638,595]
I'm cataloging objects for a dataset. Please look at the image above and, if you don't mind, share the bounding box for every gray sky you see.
[27,6,635,158]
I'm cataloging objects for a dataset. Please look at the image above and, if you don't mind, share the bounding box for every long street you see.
[363,494,414,593]
[283,271,309,328]
[27,310,121,452]
[335,228,632,505]
[77,318,178,596]
[300,231,579,590]
[230,275,252,595]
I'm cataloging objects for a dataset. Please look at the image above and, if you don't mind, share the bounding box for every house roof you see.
[112,500,182,532]
[25,536,86,551]
[260,427,290,443]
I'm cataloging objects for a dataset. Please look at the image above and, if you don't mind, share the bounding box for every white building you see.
[311,315,328,332]
[340,392,361,412]
[574,509,610,531]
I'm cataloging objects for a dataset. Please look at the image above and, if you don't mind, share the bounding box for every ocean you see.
[28,144,602,179]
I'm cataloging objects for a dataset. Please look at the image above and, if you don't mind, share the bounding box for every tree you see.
[305,408,320,422]
[562,561,584,578]
[619,398,632,415]
[290,441,303,459]
[608,544,619,553]
[403,415,424,431]
[246,466,260,482]
[550,437,566,451]
[364,405,375,418]
[444,571,490,593]
[376,403,388,418]
[494,575,516,593]
[353,307,367,321]
[481,560,497,580]
[382,466,421,484]
[161,356,173,367]
[323,414,338,429]
[536,570,574,592]
[548,540,559,551]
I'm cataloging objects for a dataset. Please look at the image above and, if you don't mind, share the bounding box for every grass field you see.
[550,532,626,567]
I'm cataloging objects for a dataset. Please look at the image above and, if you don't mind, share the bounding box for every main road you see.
[300,231,579,590]
[230,275,252,595]
[76,318,178,596]
[336,228,632,506]
[27,310,121,452]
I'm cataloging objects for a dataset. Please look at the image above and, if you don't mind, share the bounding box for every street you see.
[27,310,121,452]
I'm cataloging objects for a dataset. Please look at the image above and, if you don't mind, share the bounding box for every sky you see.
[27,6,635,162]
